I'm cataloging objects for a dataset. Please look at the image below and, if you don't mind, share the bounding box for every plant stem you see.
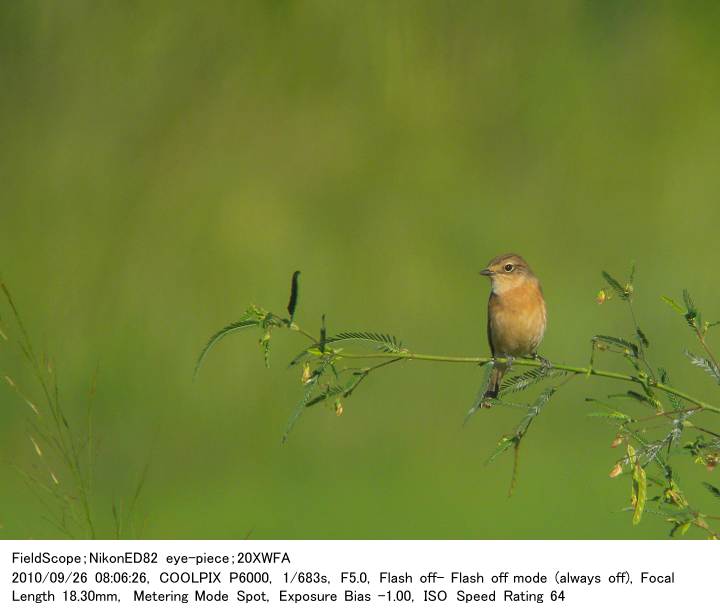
[696,333,720,374]
[329,350,720,415]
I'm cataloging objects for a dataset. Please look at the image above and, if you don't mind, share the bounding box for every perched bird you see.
[480,254,547,399]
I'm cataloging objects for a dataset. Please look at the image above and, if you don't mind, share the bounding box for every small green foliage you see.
[602,271,628,300]
[684,350,720,384]
[484,387,558,494]
[325,331,404,353]
[658,368,683,411]
[486,435,517,464]
[592,335,639,358]
[464,362,494,425]
[682,289,696,318]
[636,327,649,348]
[194,306,267,378]
[587,409,634,424]
[661,296,684,314]
[611,390,661,410]
[501,367,565,394]
[703,482,720,500]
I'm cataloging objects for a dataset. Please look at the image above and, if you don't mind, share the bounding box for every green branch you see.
[325,350,720,415]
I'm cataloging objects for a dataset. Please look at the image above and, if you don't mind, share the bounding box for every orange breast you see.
[488,280,546,356]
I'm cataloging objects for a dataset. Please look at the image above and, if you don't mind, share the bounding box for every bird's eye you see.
[504,263,514,272]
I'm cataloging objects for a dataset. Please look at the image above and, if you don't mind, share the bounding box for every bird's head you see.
[480,253,535,294]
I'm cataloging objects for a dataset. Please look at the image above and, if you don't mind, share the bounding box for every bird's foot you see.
[533,353,552,375]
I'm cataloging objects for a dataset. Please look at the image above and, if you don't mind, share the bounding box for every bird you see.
[480,253,547,400]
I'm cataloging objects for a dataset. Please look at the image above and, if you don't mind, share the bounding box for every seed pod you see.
[609,463,623,478]
[611,435,623,448]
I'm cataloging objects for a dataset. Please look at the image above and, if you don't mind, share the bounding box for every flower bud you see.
[596,289,607,304]
[609,463,622,478]
[334,399,344,417]
[611,435,623,448]
[301,363,312,384]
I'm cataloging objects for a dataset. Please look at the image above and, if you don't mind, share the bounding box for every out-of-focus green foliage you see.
[2,1,720,538]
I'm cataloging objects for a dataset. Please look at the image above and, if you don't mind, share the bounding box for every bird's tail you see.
[483,364,508,399]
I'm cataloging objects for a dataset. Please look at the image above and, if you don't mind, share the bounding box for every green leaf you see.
[286,271,300,322]
[684,350,720,384]
[194,317,260,379]
[602,271,629,300]
[288,346,313,367]
[464,363,494,425]
[658,368,683,411]
[661,296,685,314]
[587,410,634,423]
[282,356,334,443]
[281,383,316,444]
[593,335,639,358]
[515,387,557,438]
[635,327,649,348]
[485,435,517,464]
[703,482,720,500]
[305,385,345,408]
[632,462,647,526]
[326,331,404,353]
[501,367,566,394]
[610,390,660,409]
[682,289,695,314]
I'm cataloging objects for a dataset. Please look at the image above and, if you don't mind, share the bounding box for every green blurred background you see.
[2,1,720,539]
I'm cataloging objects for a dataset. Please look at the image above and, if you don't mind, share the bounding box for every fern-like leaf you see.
[305,385,345,408]
[703,482,720,500]
[464,363,494,425]
[684,350,720,384]
[326,331,404,353]
[501,367,565,394]
[281,382,317,444]
[658,368,683,411]
[593,335,639,357]
[282,355,335,442]
[602,271,629,300]
[609,390,660,409]
[194,316,260,379]
[661,295,685,314]
[516,387,557,437]
[486,435,517,464]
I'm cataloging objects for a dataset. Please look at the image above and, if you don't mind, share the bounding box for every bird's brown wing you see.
[486,292,496,357]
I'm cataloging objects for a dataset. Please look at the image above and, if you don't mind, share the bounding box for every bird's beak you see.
[479,268,493,277]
